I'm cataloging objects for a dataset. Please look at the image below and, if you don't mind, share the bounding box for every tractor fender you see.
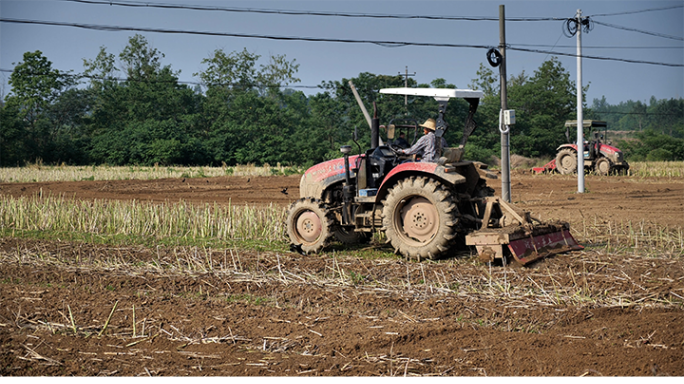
[375,162,467,201]
[556,143,578,151]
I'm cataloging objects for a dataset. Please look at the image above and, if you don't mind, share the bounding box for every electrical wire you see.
[592,20,683,41]
[588,5,684,17]
[0,17,495,49]
[58,0,562,22]
[513,44,682,50]
[2,18,682,68]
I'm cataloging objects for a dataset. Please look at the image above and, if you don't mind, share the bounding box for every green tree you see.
[4,50,75,163]
[0,103,27,166]
[196,48,300,96]
[88,36,205,165]
[119,34,167,81]
[196,48,302,165]
[467,58,582,160]
[257,53,300,96]
[82,46,118,90]
[507,57,580,157]
[618,128,684,161]
[196,48,260,92]
[6,51,72,123]
[43,88,93,164]
[466,64,502,162]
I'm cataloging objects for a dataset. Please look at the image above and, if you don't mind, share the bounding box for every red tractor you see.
[287,88,581,265]
[535,120,630,175]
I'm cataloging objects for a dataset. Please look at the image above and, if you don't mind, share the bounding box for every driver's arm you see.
[401,134,429,156]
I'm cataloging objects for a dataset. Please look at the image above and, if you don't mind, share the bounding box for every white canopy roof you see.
[379,87,483,101]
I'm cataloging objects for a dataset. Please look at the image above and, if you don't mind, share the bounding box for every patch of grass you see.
[225,294,271,306]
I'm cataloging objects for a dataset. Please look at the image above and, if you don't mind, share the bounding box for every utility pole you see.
[398,66,416,106]
[499,4,511,203]
[575,9,585,193]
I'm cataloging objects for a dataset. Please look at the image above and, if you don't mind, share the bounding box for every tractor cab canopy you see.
[379,88,484,160]
[379,87,483,101]
[564,120,607,129]
[564,120,609,144]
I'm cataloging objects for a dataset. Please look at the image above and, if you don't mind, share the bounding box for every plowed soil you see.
[1,171,683,377]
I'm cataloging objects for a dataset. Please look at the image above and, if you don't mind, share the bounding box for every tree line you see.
[2,34,682,168]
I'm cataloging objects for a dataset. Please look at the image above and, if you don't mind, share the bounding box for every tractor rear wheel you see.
[555,148,577,175]
[594,157,613,175]
[286,197,334,254]
[382,176,458,260]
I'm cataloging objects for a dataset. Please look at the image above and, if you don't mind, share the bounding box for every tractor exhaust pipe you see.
[340,145,354,225]
[371,102,379,149]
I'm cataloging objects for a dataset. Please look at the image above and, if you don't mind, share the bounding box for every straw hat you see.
[420,118,436,131]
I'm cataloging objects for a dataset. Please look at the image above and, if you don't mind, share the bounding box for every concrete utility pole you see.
[576,9,585,193]
[499,4,511,203]
[399,66,415,106]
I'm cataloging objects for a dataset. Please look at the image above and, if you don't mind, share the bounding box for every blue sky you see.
[1,0,682,105]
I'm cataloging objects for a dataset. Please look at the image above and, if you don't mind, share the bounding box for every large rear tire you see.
[382,176,458,260]
[555,148,577,175]
[286,198,334,254]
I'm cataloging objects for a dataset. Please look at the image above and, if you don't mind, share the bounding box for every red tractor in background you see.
[287,88,581,265]
[533,120,630,175]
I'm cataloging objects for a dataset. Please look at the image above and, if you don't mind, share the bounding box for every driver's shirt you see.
[401,131,445,162]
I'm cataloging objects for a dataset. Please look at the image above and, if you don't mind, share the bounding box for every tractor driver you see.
[398,118,446,162]
[393,132,409,149]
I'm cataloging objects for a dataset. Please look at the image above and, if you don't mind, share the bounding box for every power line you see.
[58,0,561,22]
[2,18,682,68]
[592,20,683,41]
[514,44,682,67]
[593,111,683,117]
[0,17,487,49]
[588,5,684,17]
[513,44,682,50]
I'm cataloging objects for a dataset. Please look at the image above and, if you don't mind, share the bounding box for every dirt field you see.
[1,171,682,376]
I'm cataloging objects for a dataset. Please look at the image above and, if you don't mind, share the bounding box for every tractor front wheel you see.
[594,157,613,176]
[382,177,459,260]
[555,148,578,175]
[286,198,334,254]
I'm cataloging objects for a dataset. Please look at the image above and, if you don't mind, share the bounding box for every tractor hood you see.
[299,155,361,199]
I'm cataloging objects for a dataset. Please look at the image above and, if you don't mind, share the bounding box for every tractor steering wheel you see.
[389,144,404,156]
